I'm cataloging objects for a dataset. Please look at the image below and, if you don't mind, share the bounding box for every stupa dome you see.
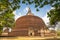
[15,15,46,30]
[15,7,46,30]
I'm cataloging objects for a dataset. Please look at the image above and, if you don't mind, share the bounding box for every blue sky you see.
[13,3,52,25]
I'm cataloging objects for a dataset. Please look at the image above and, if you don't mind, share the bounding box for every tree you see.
[0,0,19,33]
[47,6,60,25]
[0,12,15,34]
[3,13,15,28]
[21,0,60,11]
[0,0,20,14]
[0,0,60,12]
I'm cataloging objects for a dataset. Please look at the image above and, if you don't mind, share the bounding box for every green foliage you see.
[36,8,39,11]
[0,0,19,34]
[0,0,20,14]
[47,6,60,25]
[21,0,60,11]
[0,13,15,34]
[0,13,15,27]
[57,31,60,36]
[0,0,60,12]
[0,25,3,34]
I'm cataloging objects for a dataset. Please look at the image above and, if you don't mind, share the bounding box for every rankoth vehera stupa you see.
[1,7,56,37]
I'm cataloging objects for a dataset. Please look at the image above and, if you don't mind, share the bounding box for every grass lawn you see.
[0,36,60,40]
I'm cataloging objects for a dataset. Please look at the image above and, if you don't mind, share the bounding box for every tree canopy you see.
[21,0,60,11]
[0,13,15,34]
[0,0,20,14]
[47,6,60,25]
[0,0,20,33]
[0,0,60,12]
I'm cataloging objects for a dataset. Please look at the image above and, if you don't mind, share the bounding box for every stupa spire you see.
[26,7,34,15]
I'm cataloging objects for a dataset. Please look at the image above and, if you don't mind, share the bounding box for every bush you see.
[57,31,60,36]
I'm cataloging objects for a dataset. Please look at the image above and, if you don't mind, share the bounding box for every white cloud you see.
[25,7,29,12]
[42,14,49,25]
[51,7,55,9]
[55,22,60,31]
[13,11,22,21]
[13,7,29,21]
[23,7,29,13]
[49,28,55,30]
